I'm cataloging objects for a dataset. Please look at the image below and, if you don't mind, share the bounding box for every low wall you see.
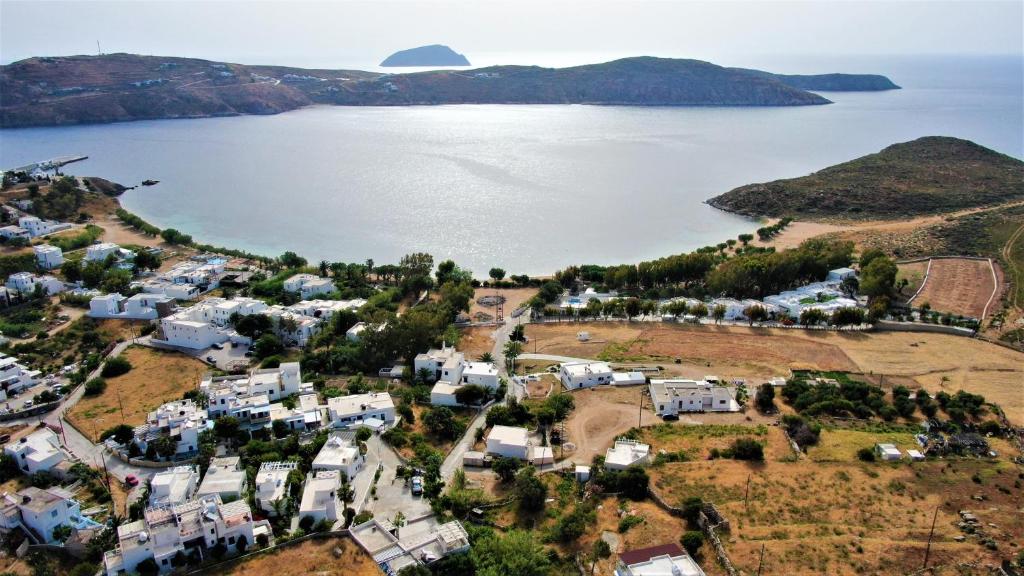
[108,448,197,469]
[184,529,353,575]
[0,401,60,422]
[874,320,976,337]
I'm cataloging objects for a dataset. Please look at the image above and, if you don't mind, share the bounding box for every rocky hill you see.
[380,45,470,67]
[706,137,1024,219]
[731,68,900,91]
[0,53,899,127]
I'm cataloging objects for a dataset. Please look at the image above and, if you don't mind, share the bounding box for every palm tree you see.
[319,260,329,277]
[503,340,523,372]
[479,352,494,363]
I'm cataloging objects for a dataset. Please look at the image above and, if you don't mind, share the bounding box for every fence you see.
[647,487,738,576]
[874,320,976,337]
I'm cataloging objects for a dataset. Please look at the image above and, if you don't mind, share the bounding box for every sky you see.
[1,0,1022,69]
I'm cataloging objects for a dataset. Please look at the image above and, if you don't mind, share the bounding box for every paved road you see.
[518,353,593,364]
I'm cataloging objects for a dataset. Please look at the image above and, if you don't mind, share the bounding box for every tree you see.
[503,340,523,371]
[84,377,107,396]
[590,538,612,574]
[100,423,134,444]
[799,308,827,326]
[423,407,465,441]
[271,419,290,439]
[279,251,307,269]
[152,435,178,460]
[729,438,764,461]
[493,456,522,483]
[253,333,284,359]
[738,233,754,246]
[439,280,474,312]
[744,304,768,325]
[398,566,431,576]
[756,383,775,412]
[712,304,727,324]
[624,298,641,320]
[514,466,547,513]
[60,259,82,283]
[471,530,551,576]
[489,268,506,282]
[454,384,487,406]
[479,352,494,363]
[136,558,160,576]
[830,307,866,326]
[101,356,132,378]
[133,249,160,271]
[691,303,709,321]
[160,228,193,245]
[214,416,241,440]
[680,531,704,555]
[860,255,898,298]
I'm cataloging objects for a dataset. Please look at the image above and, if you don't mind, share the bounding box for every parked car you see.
[411,476,424,496]
[23,400,33,408]
[210,343,223,350]
[206,356,216,363]
[244,351,254,357]
[125,475,139,487]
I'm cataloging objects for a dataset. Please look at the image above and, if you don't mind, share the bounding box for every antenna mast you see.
[97,40,102,55]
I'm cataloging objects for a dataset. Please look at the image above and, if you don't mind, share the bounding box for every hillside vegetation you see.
[0,53,896,127]
[707,137,1024,219]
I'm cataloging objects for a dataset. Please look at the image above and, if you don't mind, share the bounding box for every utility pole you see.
[744,473,751,506]
[96,40,102,56]
[116,387,125,422]
[637,388,643,428]
[923,505,939,569]
[756,544,766,576]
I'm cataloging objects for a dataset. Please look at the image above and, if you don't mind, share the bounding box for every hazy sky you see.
[2,0,1021,68]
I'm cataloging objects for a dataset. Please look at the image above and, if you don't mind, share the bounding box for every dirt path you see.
[1001,219,1024,310]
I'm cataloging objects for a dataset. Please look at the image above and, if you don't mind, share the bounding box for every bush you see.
[680,531,704,555]
[857,447,876,462]
[84,377,107,396]
[101,356,132,378]
[618,514,644,533]
[728,438,764,461]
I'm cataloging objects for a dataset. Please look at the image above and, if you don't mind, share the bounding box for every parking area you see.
[200,342,253,371]
[2,376,68,415]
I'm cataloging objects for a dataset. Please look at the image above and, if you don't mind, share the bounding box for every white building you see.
[0,486,101,544]
[255,461,296,516]
[710,298,748,321]
[875,443,902,461]
[827,267,857,282]
[89,292,175,320]
[137,280,200,301]
[0,225,29,240]
[283,274,336,299]
[762,280,859,320]
[350,518,470,574]
[298,470,343,525]
[312,432,363,480]
[149,466,199,507]
[616,543,706,576]
[416,345,500,390]
[604,440,651,470]
[486,425,530,460]
[0,354,42,399]
[413,345,462,382]
[85,242,132,263]
[5,272,64,295]
[649,380,741,417]
[346,322,366,342]
[4,429,66,475]
[559,361,614,390]
[33,245,63,270]
[17,216,72,238]
[265,306,322,347]
[327,392,395,429]
[196,457,247,502]
[156,296,268,350]
[132,400,208,460]
[287,299,366,320]
[430,382,464,407]
[103,495,267,576]
[202,362,303,421]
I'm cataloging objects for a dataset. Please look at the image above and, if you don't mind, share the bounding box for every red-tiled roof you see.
[619,543,685,566]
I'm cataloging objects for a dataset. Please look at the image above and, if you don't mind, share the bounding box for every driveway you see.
[359,436,432,521]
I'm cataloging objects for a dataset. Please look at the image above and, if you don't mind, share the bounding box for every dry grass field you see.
[562,386,661,463]
[896,260,929,303]
[68,345,208,440]
[457,325,497,359]
[206,535,379,576]
[526,323,1024,424]
[911,258,997,319]
[645,427,1023,575]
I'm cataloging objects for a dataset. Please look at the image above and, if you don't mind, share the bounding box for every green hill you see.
[707,137,1024,219]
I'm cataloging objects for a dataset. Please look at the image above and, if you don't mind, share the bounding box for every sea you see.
[0,53,1020,276]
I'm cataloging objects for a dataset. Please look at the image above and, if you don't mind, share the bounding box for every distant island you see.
[0,53,900,128]
[380,44,470,67]
[706,136,1024,219]
[731,68,901,91]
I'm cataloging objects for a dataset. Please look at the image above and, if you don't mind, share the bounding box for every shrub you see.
[618,514,644,533]
[84,377,107,396]
[298,515,315,531]
[101,356,132,378]
[680,531,704,555]
[857,447,876,462]
[728,438,764,461]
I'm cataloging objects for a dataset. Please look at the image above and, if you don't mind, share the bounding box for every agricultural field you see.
[910,258,997,319]
[67,345,208,440]
[525,323,1024,425]
[895,260,929,304]
[644,425,1023,575]
[205,535,379,576]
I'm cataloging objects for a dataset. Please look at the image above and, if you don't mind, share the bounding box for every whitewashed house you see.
[85,242,130,263]
[89,292,175,320]
[196,457,247,502]
[346,322,367,342]
[102,495,266,576]
[312,432,363,480]
[0,225,30,240]
[0,354,41,399]
[413,345,462,382]
[255,461,296,516]
[616,543,706,576]
[17,216,71,238]
[33,245,63,270]
[4,428,66,475]
[5,272,63,295]
[649,379,740,417]
[298,470,343,524]
[430,382,464,407]
[148,466,199,507]
[202,362,303,420]
[137,280,200,301]
[827,267,857,282]
[327,392,395,430]
[875,443,902,461]
[132,400,208,460]
[486,426,530,460]
[0,486,100,544]
[604,440,651,470]
[283,274,336,299]
[559,361,614,390]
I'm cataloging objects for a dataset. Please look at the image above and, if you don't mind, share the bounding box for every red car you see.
[124,475,139,487]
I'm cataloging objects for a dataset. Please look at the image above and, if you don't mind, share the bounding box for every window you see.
[162,559,168,565]
[51,510,58,518]
[229,536,235,544]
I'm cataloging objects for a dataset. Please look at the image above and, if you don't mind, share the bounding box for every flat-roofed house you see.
[649,379,740,417]
[604,440,651,470]
[486,425,530,460]
[559,361,614,389]
[615,543,706,576]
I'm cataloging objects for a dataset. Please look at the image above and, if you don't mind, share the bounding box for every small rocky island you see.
[380,44,470,67]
